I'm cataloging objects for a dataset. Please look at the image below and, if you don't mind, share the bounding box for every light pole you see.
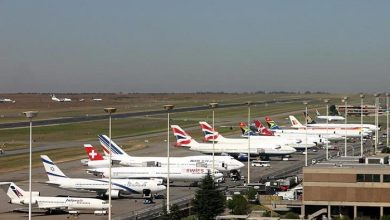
[246,101,251,184]
[324,99,329,160]
[303,101,308,166]
[104,107,116,220]
[342,97,348,157]
[360,93,365,156]
[164,104,174,213]
[374,93,380,154]
[209,102,218,179]
[386,93,389,148]
[23,111,38,220]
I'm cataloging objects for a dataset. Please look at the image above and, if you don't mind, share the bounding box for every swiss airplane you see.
[51,94,71,102]
[171,125,296,160]
[90,135,244,172]
[87,165,224,182]
[41,155,166,198]
[0,182,108,214]
[199,121,315,150]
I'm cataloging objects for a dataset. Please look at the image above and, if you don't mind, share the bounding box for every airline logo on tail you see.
[84,144,104,161]
[98,135,127,156]
[239,122,257,136]
[265,117,281,130]
[171,125,192,146]
[254,120,274,136]
[316,109,321,116]
[41,155,68,181]
[199,121,219,141]
[289,116,304,128]
[303,112,316,124]
[10,185,23,198]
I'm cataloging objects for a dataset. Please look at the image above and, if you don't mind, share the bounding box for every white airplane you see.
[171,125,296,160]
[0,182,108,214]
[199,121,316,150]
[289,116,371,137]
[41,155,166,198]
[87,165,224,182]
[315,109,345,121]
[92,98,102,101]
[0,98,15,103]
[249,120,330,146]
[88,135,244,172]
[264,116,344,141]
[305,112,378,132]
[51,94,71,102]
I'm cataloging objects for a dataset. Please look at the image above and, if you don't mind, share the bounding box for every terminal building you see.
[302,156,390,219]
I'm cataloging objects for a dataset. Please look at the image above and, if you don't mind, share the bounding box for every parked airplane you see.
[51,94,71,102]
[0,182,108,214]
[84,139,244,172]
[265,117,344,141]
[251,120,329,147]
[0,98,15,103]
[199,121,314,150]
[172,125,296,160]
[289,116,371,137]
[315,109,345,121]
[41,155,166,198]
[304,112,378,131]
[87,165,224,182]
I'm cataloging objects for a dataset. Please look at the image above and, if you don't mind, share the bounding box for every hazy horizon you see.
[1,1,389,93]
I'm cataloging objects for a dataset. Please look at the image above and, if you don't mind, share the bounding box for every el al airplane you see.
[304,112,378,132]
[265,116,344,141]
[289,116,371,138]
[199,121,314,150]
[315,109,345,121]
[171,125,296,160]
[85,137,244,172]
[51,94,71,102]
[41,155,166,198]
[0,182,108,214]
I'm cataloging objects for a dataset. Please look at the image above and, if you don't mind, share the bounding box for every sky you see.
[0,1,389,93]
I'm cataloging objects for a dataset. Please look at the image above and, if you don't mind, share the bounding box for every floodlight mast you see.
[104,107,116,220]
[163,104,174,213]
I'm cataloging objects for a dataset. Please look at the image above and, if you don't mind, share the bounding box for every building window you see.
[383,175,390,182]
[356,174,380,182]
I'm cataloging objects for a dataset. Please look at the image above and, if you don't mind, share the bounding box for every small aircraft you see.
[41,155,166,198]
[315,109,345,121]
[0,98,15,103]
[51,94,71,102]
[0,182,108,214]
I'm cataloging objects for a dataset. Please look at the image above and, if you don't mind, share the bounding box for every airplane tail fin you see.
[239,122,249,135]
[254,120,274,136]
[0,182,26,200]
[170,125,197,147]
[315,109,321,116]
[40,155,68,182]
[303,111,316,124]
[289,116,304,128]
[265,116,281,129]
[98,134,129,157]
[84,144,104,161]
[199,121,219,141]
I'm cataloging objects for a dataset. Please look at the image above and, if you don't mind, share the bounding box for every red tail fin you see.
[84,144,104,161]
[254,120,274,136]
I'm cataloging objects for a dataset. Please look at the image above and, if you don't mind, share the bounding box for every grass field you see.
[0,93,387,172]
